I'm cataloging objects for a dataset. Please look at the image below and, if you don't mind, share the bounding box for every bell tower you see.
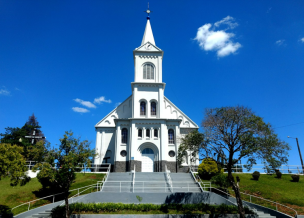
[131,12,165,118]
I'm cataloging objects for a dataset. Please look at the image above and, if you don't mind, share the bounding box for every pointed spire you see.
[141,6,155,46]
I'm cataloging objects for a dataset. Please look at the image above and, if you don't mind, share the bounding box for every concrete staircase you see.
[256,210,276,218]
[170,173,201,193]
[25,209,52,218]
[102,172,133,192]
[102,172,201,193]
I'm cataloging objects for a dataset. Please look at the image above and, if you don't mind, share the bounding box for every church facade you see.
[94,17,199,173]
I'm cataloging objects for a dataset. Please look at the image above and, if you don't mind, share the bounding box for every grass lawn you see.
[201,173,304,215]
[0,173,105,215]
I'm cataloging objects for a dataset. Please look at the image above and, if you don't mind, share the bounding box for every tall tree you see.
[33,131,95,218]
[202,106,290,218]
[0,143,30,186]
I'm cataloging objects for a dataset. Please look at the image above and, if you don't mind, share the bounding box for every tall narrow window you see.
[154,129,158,138]
[138,129,142,138]
[146,129,150,138]
[143,64,154,80]
[168,129,174,144]
[121,128,128,143]
[151,102,156,116]
[140,102,146,115]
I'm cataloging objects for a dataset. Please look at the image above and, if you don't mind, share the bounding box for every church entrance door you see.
[142,148,154,172]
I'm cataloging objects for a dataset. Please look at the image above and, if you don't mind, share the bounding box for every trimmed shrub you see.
[252,171,260,181]
[211,174,230,193]
[276,171,282,179]
[198,158,219,180]
[51,203,254,217]
[291,174,300,182]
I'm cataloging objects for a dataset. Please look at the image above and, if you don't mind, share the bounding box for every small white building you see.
[94,16,199,172]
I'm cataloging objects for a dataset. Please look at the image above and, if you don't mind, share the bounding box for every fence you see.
[224,164,304,175]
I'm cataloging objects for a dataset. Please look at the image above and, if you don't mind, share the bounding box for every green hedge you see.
[51,202,254,217]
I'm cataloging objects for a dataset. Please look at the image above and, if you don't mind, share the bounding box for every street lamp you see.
[287,136,304,173]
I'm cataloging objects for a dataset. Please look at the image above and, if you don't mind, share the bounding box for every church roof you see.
[141,19,155,46]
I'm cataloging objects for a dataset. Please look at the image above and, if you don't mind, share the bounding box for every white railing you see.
[224,164,304,175]
[100,164,111,192]
[194,173,297,217]
[189,167,205,192]
[132,165,136,193]
[165,165,173,192]
[11,183,98,214]
[231,189,297,217]
[102,181,200,193]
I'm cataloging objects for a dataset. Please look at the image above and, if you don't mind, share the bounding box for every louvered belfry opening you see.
[143,64,154,79]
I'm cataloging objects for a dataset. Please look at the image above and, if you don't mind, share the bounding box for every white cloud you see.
[115,102,122,107]
[0,88,10,96]
[214,16,238,29]
[300,38,304,43]
[94,96,112,104]
[276,39,285,46]
[74,98,96,108]
[194,17,241,57]
[72,107,89,113]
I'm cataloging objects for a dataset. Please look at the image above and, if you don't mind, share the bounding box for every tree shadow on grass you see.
[32,188,66,203]
[0,205,13,218]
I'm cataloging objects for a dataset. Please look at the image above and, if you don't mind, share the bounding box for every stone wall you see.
[114,161,129,172]
[166,161,177,173]
[130,160,141,172]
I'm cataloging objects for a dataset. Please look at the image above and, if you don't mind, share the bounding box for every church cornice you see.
[131,82,166,91]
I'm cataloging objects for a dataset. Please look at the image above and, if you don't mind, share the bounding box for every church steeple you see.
[141,14,155,45]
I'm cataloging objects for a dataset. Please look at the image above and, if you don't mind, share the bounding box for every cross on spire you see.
[144,2,152,19]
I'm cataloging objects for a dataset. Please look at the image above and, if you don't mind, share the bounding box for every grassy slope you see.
[224,174,304,215]
[0,173,105,214]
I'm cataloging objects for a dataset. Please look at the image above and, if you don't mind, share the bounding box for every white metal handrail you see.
[231,189,297,216]
[103,181,200,193]
[224,164,304,175]
[100,164,111,192]
[132,165,136,192]
[165,165,173,192]
[60,184,98,206]
[11,183,98,214]
[189,167,204,192]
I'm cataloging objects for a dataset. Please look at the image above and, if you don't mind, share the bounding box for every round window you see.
[168,150,175,157]
[120,150,127,157]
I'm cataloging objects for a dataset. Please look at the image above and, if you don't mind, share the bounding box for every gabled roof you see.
[164,96,199,128]
[95,95,132,128]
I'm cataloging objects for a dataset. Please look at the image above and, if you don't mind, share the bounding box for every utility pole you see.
[295,138,304,173]
[288,136,304,173]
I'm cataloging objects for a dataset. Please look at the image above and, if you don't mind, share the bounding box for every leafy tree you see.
[33,131,95,218]
[201,106,290,218]
[177,130,204,168]
[0,143,30,186]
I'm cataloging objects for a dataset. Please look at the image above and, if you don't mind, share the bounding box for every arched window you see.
[121,128,128,143]
[140,102,146,115]
[154,129,158,138]
[168,129,174,144]
[138,129,142,138]
[143,64,154,80]
[151,102,156,115]
[146,129,150,138]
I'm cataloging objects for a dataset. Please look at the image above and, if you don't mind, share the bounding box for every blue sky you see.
[1,0,304,166]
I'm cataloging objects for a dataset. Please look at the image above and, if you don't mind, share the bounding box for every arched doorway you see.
[142,148,154,172]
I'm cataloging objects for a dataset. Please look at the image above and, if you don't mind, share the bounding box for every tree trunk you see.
[227,169,245,218]
[64,193,69,218]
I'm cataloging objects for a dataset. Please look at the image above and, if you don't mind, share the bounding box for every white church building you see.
[94,15,199,173]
